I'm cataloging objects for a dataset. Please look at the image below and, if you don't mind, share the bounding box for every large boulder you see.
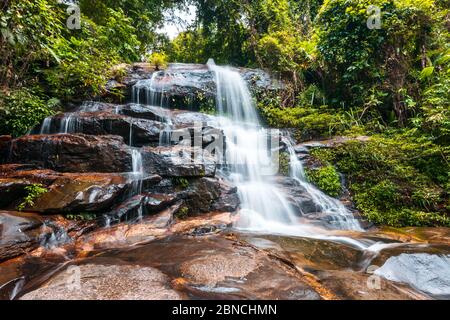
[0,166,162,213]
[106,63,280,110]
[0,211,47,262]
[141,145,217,177]
[20,264,182,300]
[7,134,133,173]
[40,112,165,147]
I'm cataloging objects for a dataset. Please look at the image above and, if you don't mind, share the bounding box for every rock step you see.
[2,134,218,177]
[33,103,223,148]
[0,165,239,217]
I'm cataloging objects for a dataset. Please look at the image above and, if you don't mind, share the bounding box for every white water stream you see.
[207,61,363,235]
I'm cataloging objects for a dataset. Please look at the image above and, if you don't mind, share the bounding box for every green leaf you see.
[420,66,434,80]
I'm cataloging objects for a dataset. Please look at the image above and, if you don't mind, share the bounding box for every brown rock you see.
[0,211,47,262]
[7,134,133,173]
[20,264,182,300]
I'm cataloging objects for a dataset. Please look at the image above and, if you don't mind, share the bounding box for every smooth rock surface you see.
[20,264,182,300]
[7,134,133,173]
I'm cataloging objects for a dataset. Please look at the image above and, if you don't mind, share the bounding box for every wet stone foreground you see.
[1,63,450,300]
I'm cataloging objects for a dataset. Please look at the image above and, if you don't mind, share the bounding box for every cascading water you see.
[40,117,52,134]
[208,61,299,232]
[284,136,363,231]
[133,72,166,107]
[207,60,362,234]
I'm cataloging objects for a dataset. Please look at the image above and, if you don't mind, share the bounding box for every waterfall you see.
[133,72,164,106]
[130,148,144,199]
[284,136,363,231]
[40,117,52,134]
[131,148,144,175]
[208,60,362,233]
[208,61,299,231]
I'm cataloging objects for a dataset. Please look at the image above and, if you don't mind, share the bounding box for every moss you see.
[175,206,189,220]
[278,151,290,176]
[306,165,342,197]
[66,212,97,221]
[331,134,450,227]
[172,177,190,189]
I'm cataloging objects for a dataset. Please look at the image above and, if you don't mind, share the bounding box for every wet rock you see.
[29,173,131,214]
[107,193,177,223]
[0,211,47,262]
[7,134,133,173]
[43,112,165,147]
[78,202,182,249]
[373,226,450,246]
[0,167,156,213]
[0,135,12,163]
[316,269,430,300]
[91,234,320,300]
[277,178,317,215]
[124,63,279,111]
[180,251,260,286]
[209,179,240,213]
[170,212,238,235]
[176,177,239,215]
[141,146,216,178]
[374,253,450,296]
[119,104,169,121]
[20,264,182,300]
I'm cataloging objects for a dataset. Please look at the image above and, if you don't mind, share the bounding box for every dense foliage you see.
[0,0,180,136]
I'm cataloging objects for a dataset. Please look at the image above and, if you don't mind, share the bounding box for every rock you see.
[175,177,239,215]
[20,264,182,300]
[79,202,182,249]
[277,178,318,215]
[141,145,216,178]
[0,211,47,262]
[120,63,280,111]
[316,269,430,300]
[28,173,131,214]
[120,104,169,121]
[115,234,320,300]
[0,135,12,163]
[0,167,161,213]
[107,193,177,223]
[7,134,133,173]
[374,253,450,296]
[41,112,165,147]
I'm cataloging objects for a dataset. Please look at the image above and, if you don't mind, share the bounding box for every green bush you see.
[306,165,342,197]
[0,88,57,137]
[147,52,169,70]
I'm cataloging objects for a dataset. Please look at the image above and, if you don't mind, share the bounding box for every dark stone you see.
[7,134,133,173]
[107,193,178,223]
[177,177,239,215]
[0,166,161,213]
[42,112,165,147]
[0,135,12,163]
[141,145,216,177]
[0,211,47,262]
